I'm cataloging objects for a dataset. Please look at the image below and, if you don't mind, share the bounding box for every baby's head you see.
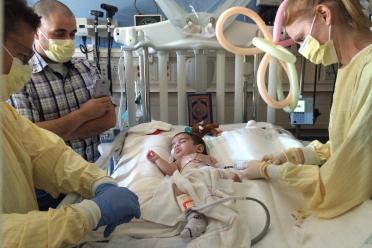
[171,132,208,160]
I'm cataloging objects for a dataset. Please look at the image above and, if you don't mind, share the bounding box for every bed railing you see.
[118,49,254,127]
[114,20,260,128]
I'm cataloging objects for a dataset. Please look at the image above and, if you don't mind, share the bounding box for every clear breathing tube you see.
[191,195,270,245]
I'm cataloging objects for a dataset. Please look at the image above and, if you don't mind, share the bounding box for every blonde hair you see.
[284,0,371,33]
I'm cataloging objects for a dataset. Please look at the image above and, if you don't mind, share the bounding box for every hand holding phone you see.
[93,79,110,98]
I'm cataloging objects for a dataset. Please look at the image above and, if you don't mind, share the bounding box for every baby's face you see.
[171,134,200,160]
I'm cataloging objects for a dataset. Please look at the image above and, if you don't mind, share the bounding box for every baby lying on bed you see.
[147,132,248,239]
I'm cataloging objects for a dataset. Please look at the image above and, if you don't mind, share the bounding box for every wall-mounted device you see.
[76,18,117,38]
[100,3,118,93]
[134,14,162,26]
[290,98,314,125]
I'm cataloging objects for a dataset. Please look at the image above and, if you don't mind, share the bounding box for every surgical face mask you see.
[0,46,32,101]
[39,31,75,63]
[298,16,338,66]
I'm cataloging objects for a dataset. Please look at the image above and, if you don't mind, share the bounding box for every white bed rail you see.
[115,20,258,128]
[118,49,251,127]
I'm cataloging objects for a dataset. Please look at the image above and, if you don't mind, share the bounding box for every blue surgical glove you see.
[92,184,141,238]
[95,183,116,196]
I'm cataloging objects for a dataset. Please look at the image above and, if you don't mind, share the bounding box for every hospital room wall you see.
[27,0,161,27]
[26,0,258,28]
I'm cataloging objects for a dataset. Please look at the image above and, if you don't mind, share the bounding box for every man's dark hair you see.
[173,132,208,155]
[4,0,41,40]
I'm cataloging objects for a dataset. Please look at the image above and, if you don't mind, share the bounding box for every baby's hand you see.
[147,150,160,162]
[233,173,242,183]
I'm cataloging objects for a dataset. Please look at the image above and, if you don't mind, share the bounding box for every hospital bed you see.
[76,121,372,248]
[71,1,372,246]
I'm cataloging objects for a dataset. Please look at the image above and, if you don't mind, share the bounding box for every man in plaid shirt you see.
[9,0,116,209]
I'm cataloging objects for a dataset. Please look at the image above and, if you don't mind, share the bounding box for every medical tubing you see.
[140,47,151,122]
[191,196,270,245]
[134,0,141,14]
[80,36,89,59]
[120,42,154,124]
[252,52,260,120]
[107,25,113,93]
[93,19,101,73]
[298,55,307,98]
[117,53,126,129]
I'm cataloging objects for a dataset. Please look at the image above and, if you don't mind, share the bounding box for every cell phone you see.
[93,79,110,98]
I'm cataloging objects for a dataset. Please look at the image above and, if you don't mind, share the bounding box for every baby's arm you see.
[147,150,178,176]
[216,168,242,182]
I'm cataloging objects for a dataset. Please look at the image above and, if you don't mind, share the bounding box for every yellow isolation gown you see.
[279,44,372,218]
[0,103,108,247]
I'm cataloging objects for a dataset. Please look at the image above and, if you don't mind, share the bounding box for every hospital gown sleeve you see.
[17,108,109,198]
[1,105,109,247]
[2,200,100,248]
[306,140,330,163]
[277,73,372,218]
[283,141,330,166]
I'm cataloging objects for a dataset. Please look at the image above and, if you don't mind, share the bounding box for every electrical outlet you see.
[132,62,158,82]
[167,63,171,81]
[135,63,140,80]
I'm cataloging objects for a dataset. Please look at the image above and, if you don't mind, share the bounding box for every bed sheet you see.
[83,122,372,248]
[83,182,372,248]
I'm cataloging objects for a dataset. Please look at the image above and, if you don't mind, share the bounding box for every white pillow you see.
[113,134,172,188]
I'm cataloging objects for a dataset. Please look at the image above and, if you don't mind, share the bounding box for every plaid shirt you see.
[8,52,101,162]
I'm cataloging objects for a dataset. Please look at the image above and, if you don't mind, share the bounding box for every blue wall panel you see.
[27,0,257,27]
